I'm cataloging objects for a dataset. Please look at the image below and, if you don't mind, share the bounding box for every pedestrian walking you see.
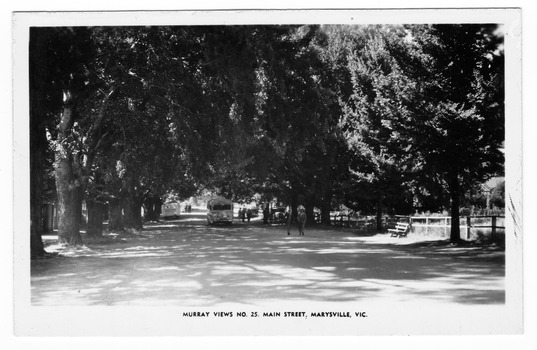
[263,205,269,224]
[286,206,293,235]
[246,208,252,222]
[297,207,307,236]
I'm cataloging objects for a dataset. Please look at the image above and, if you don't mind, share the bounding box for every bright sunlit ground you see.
[32,208,504,307]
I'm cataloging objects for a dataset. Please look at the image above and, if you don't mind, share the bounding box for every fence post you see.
[466,216,471,240]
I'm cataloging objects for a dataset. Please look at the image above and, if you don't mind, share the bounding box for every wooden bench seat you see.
[388,222,411,238]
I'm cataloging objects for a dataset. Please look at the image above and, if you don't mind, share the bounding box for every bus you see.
[161,202,181,219]
[206,197,234,225]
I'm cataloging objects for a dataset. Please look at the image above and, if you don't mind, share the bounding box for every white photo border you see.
[12,8,522,337]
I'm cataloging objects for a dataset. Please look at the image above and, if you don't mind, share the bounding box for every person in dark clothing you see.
[286,206,293,235]
[246,208,252,222]
[263,206,269,224]
[297,207,307,236]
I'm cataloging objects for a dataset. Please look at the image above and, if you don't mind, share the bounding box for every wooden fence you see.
[330,213,505,240]
[330,213,386,230]
[409,215,505,240]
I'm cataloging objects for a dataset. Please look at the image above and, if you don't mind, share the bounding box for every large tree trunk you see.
[290,193,298,223]
[55,165,82,245]
[320,189,332,225]
[86,199,104,237]
[29,28,47,258]
[123,192,143,233]
[108,197,124,232]
[143,195,162,222]
[376,195,383,231]
[449,171,462,242]
[155,200,162,220]
[55,159,83,245]
[77,187,85,225]
[305,196,315,226]
[30,120,46,256]
[54,100,83,245]
[30,181,46,257]
[286,192,298,234]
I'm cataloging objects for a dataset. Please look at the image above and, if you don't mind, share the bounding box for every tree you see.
[31,24,503,250]
[233,25,353,222]
[44,27,100,245]
[32,26,217,241]
[385,24,505,240]
[29,28,54,257]
[324,24,503,237]
[48,27,150,243]
[490,181,505,209]
[30,27,111,248]
[328,25,415,229]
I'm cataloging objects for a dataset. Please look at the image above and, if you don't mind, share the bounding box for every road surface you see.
[31,209,505,307]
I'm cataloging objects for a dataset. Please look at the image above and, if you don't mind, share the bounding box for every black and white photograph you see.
[8,4,530,345]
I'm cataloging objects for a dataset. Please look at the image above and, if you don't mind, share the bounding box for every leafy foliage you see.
[30,24,505,246]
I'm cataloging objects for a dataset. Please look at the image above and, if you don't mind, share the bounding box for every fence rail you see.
[329,213,505,240]
[409,215,505,239]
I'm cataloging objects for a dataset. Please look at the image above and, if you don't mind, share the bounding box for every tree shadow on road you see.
[31,218,505,306]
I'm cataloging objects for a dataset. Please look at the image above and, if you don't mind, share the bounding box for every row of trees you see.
[29,24,504,256]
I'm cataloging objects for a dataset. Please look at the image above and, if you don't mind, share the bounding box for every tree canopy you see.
[29,24,505,254]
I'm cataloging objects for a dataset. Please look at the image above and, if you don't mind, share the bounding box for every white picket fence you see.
[330,213,505,240]
[408,215,505,239]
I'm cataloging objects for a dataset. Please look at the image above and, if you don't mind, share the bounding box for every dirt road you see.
[31,210,505,307]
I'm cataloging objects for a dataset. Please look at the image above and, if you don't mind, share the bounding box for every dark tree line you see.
[29,24,504,256]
